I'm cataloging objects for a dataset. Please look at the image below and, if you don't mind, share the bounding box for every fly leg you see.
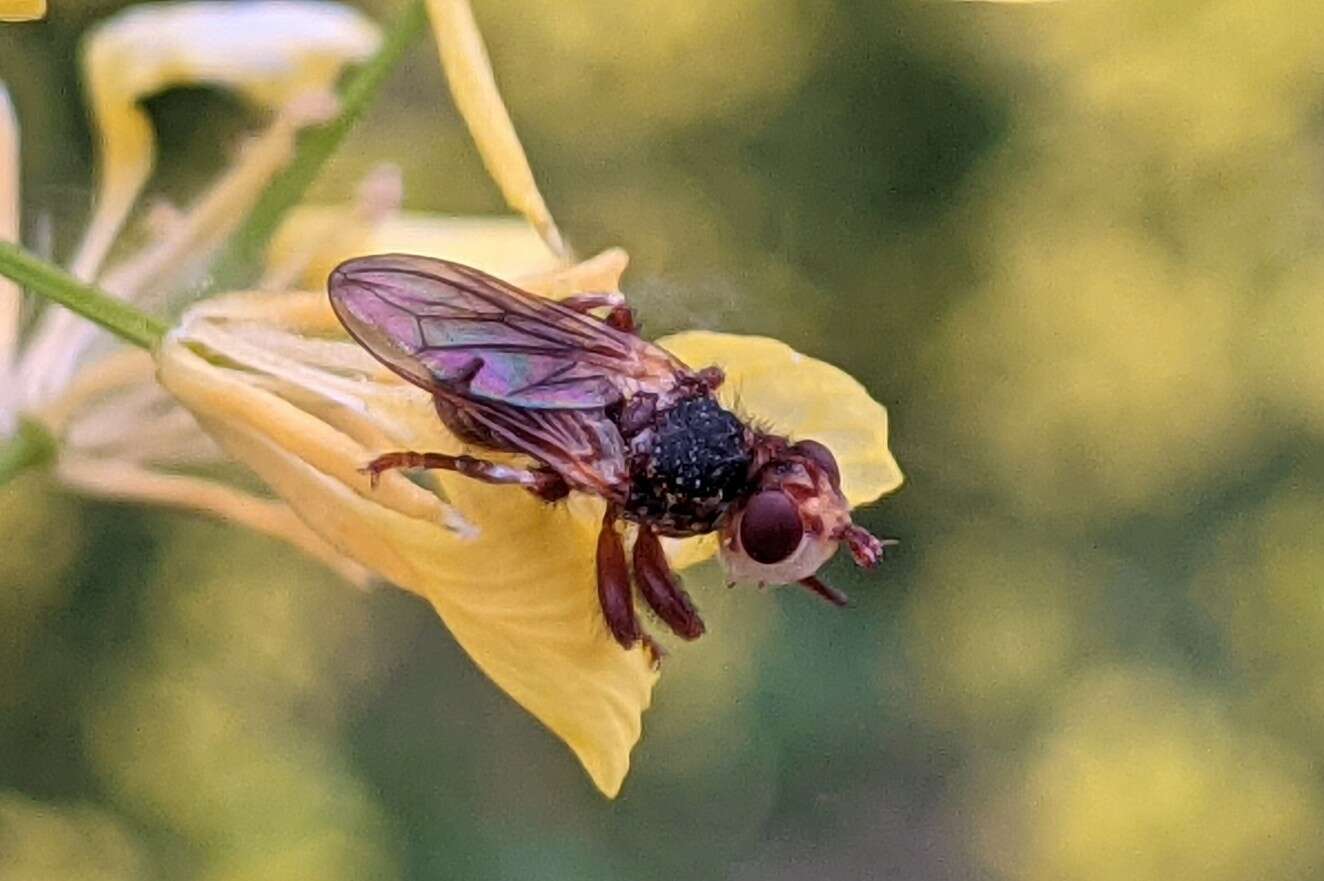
[697,366,724,390]
[363,451,568,501]
[836,524,898,568]
[560,292,637,334]
[618,393,657,435]
[632,527,705,640]
[798,575,849,607]
[597,506,643,649]
[560,292,623,311]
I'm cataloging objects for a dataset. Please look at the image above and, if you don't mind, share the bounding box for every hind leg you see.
[560,292,636,333]
[632,527,705,640]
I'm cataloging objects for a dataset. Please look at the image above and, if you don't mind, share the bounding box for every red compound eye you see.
[791,439,841,491]
[739,490,804,564]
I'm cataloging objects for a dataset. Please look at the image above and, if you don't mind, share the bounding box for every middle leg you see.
[596,506,642,649]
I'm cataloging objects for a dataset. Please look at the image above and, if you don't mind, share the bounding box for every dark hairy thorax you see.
[621,394,754,536]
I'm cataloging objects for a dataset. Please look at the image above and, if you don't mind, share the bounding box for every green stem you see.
[0,418,56,485]
[211,0,429,289]
[0,241,166,349]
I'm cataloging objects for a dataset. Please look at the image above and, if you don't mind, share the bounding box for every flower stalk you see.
[0,241,166,350]
[0,243,165,487]
[211,0,429,289]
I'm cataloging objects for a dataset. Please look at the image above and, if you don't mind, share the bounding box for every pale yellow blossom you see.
[17,1,382,412]
[1,5,386,581]
[156,259,901,795]
[71,0,380,280]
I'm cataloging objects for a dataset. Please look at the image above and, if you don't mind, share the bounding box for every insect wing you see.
[328,254,684,409]
[439,390,630,497]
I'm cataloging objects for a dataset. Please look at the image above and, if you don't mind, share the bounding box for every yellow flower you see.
[70,0,380,280]
[18,1,382,410]
[156,256,901,796]
[1,3,385,583]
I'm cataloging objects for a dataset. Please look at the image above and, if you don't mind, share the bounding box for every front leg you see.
[363,451,568,501]
[837,524,898,568]
[798,575,849,607]
[632,527,705,640]
[596,507,642,649]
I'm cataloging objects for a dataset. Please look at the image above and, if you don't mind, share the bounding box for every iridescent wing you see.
[328,253,687,409]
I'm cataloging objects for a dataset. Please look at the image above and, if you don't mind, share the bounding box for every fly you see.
[328,254,894,653]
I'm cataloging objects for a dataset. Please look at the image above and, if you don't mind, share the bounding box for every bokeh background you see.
[4,1,1324,878]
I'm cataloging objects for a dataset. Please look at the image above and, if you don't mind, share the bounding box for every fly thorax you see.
[624,396,753,536]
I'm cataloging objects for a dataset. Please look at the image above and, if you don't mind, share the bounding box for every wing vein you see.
[328,253,690,411]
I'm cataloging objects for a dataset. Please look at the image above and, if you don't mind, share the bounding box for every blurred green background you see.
[4,0,1324,878]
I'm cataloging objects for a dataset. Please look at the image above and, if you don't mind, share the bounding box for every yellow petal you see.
[516,247,629,299]
[0,0,43,22]
[426,0,566,256]
[659,332,903,506]
[56,455,371,589]
[158,291,657,797]
[663,532,721,572]
[72,1,380,280]
[268,208,564,290]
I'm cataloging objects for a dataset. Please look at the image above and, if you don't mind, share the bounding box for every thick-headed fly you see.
[329,255,894,651]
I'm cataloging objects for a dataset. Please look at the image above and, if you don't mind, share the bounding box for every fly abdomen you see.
[624,395,753,536]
